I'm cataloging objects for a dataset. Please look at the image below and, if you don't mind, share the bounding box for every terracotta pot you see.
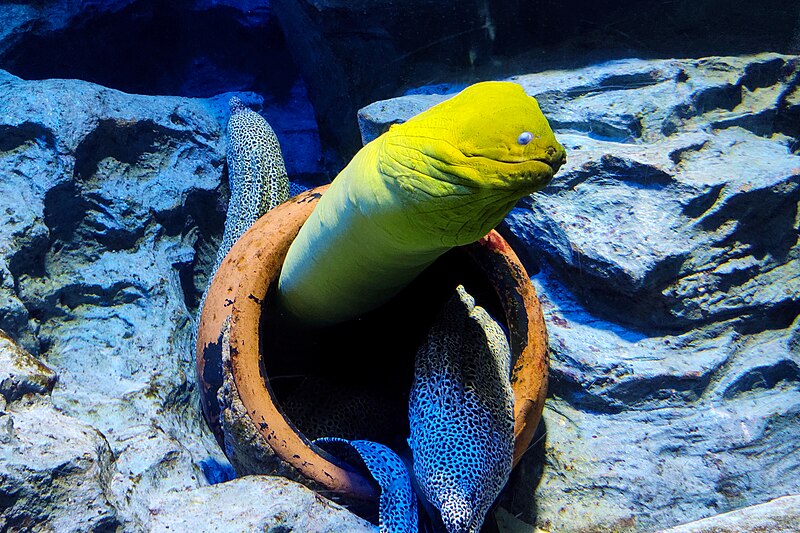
[196,185,548,501]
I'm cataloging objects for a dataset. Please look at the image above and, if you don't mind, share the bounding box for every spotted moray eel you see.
[214,96,289,271]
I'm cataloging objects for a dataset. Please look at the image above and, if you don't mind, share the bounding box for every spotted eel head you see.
[228,96,247,114]
[438,492,480,533]
[377,81,566,247]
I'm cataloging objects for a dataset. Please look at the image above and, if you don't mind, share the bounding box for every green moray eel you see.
[409,285,514,533]
[214,96,289,273]
[277,81,566,326]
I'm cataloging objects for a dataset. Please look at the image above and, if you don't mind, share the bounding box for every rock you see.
[0,1,325,182]
[362,54,800,332]
[0,1,281,98]
[270,0,497,166]
[0,70,373,531]
[148,476,376,533]
[0,329,57,402]
[107,424,209,530]
[0,396,121,532]
[358,53,800,532]
[660,494,800,533]
[273,0,799,166]
[0,72,225,447]
[0,334,119,531]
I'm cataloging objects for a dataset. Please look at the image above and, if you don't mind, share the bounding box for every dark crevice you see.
[702,179,800,262]
[712,109,782,137]
[547,369,625,414]
[6,230,50,281]
[0,122,55,153]
[608,373,713,406]
[73,119,193,182]
[597,71,668,90]
[734,300,800,336]
[740,57,795,91]
[775,69,800,142]
[587,156,673,188]
[42,181,89,249]
[179,187,225,313]
[680,183,723,218]
[1,1,299,101]
[723,360,800,400]
[693,84,743,114]
[57,282,145,310]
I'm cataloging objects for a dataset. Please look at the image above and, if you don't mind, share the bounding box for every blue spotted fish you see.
[315,437,419,533]
[409,285,515,533]
[317,286,514,533]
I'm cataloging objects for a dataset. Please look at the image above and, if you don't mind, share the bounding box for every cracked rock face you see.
[0,72,372,531]
[359,53,800,532]
[0,394,122,532]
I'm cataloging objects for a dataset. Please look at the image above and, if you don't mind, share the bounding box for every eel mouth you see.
[496,148,567,175]
[463,154,564,193]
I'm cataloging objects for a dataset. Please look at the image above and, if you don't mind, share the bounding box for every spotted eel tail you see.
[314,437,419,533]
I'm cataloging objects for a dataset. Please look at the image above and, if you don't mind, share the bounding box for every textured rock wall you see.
[359,53,800,532]
[0,71,372,531]
[1,11,798,528]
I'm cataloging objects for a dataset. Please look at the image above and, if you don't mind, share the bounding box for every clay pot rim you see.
[196,185,548,501]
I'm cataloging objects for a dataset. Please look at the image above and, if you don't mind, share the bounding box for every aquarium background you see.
[0,1,798,531]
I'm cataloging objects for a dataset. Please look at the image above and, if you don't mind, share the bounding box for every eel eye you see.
[517,131,533,145]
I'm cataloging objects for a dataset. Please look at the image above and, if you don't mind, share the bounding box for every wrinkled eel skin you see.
[277,81,566,326]
[213,96,289,273]
[410,285,514,533]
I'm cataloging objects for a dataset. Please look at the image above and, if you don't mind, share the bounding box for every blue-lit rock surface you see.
[360,53,800,532]
[0,71,355,531]
[0,0,325,183]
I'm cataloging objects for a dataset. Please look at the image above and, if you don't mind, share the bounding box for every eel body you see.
[409,285,514,533]
[213,96,289,272]
[196,97,289,433]
[277,81,565,326]
[315,438,419,533]
[201,87,559,533]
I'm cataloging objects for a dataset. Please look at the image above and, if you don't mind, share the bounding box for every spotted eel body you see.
[315,438,419,533]
[196,98,291,436]
[315,285,515,532]
[409,285,515,533]
[213,96,289,272]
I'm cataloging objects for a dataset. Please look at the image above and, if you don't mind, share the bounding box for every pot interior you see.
[259,246,507,469]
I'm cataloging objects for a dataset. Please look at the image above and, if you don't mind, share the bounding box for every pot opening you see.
[258,246,506,472]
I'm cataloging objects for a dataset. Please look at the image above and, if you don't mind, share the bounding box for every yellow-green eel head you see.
[278,81,566,326]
